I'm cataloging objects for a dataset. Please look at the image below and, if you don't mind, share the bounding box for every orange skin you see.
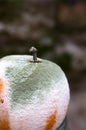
[0,79,4,93]
[0,79,4,105]
[0,79,11,130]
[44,110,57,130]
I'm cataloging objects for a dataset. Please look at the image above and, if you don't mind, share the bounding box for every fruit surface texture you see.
[0,55,70,130]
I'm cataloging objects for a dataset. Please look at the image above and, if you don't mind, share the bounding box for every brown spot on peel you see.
[44,110,57,130]
[0,98,4,104]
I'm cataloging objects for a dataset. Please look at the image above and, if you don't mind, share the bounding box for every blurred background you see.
[0,0,86,130]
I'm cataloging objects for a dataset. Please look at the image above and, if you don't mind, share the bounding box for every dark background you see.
[0,0,86,130]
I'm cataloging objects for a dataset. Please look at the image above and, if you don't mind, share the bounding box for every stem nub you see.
[29,46,38,63]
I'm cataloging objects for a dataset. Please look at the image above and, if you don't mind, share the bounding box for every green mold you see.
[5,55,64,110]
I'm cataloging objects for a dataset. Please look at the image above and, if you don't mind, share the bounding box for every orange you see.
[0,55,70,130]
